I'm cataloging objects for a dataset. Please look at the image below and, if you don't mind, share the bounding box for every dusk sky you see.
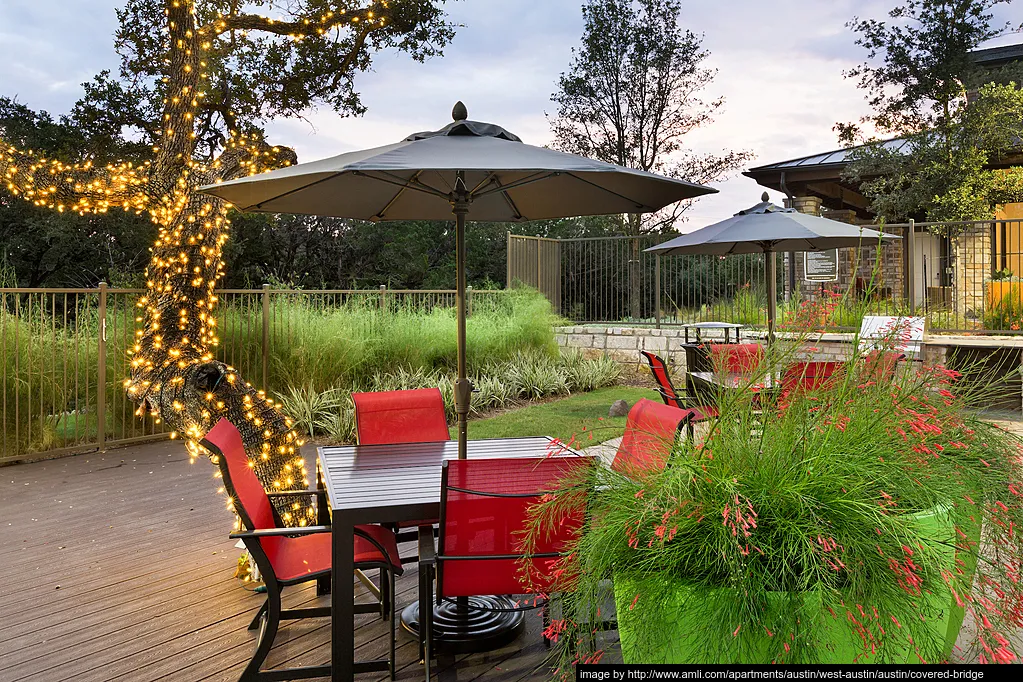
[1,0,1021,229]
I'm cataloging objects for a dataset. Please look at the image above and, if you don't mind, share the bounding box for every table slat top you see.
[318,437,571,517]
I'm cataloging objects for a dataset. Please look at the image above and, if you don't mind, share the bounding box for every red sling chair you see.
[612,398,698,477]
[639,351,718,421]
[418,455,595,678]
[779,360,845,403]
[352,387,449,544]
[708,343,764,373]
[201,419,403,681]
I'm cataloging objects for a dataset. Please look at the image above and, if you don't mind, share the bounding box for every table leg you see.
[332,513,355,682]
[316,461,331,595]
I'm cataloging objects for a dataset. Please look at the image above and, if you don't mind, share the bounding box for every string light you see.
[0,0,396,526]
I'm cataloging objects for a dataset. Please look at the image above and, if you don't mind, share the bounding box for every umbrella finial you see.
[452,101,468,121]
[761,191,770,202]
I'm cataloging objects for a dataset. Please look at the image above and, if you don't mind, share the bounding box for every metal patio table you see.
[317,436,577,682]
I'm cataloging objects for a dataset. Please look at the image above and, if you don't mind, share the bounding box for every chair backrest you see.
[858,316,926,358]
[200,418,277,531]
[708,343,764,373]
[437,456,593,598]
[612,399,691,476]
[640,350,681,407]
[352,388,450,445]
[780,361,845,398]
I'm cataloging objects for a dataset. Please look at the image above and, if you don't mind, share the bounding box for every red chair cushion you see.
[612,399,688,476]
[353,388,450,445]
[262,523,402,582]
[203,418,276,530]
[439,456,592,598]
[708,344,764,373]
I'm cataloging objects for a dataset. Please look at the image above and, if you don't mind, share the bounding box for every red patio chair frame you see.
[200,418,404,681]
[418,455,596,678]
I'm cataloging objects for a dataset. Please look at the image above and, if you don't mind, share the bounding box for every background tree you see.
[549,0,752,319]
[0,0,454,520]
[838,0,1023,221]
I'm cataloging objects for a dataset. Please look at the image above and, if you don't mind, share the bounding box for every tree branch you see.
[1,140,150,214]
[201,3,389,39]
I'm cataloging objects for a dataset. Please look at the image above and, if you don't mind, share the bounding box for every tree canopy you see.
[838,0,1023,222]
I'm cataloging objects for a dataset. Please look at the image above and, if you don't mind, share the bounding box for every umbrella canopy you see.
[203,109,713,221]
[645,194,900,337]
[645,196,897,255]
[200,103,715,460]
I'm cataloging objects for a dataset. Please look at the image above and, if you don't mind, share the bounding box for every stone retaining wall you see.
[555,325,950,372]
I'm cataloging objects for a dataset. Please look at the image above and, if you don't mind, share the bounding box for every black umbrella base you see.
[400,596,525,654]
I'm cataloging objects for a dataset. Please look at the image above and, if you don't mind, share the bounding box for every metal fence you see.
[0,285,501,463]
[508,219,1023,334]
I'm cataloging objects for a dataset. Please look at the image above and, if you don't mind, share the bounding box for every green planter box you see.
[613,505,981,664]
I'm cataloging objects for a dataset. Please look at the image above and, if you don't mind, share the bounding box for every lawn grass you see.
[458,385,654,446]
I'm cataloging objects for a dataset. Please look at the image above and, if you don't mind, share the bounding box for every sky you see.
[1,0,1021,230]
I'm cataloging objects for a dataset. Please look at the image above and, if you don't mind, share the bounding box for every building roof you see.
[745,138,911,174]
[970,42,1023,67]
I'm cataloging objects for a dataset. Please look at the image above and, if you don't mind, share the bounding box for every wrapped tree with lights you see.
[0,0,454,524]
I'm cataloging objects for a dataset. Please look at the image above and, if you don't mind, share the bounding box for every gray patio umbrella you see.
[200,102,715,460]
[645,194,899,337]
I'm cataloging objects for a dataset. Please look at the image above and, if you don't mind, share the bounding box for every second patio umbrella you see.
[200,102,715,459]
[645,194,899,337]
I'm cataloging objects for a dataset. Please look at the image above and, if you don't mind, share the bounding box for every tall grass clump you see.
[259,288,559,393]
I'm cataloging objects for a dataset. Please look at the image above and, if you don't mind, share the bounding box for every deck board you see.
[0,441,560,682]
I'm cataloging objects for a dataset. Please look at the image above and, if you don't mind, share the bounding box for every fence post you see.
[261,284,270,390]
[379,284,386,310]
[506,232,512,289]
[467,286,473,318]
[535,236,541,289]
[906,220,917,315]
[97,281,108,452]
[655,253,662,329]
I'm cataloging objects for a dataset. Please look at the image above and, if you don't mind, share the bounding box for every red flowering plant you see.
[523,326,1023,671]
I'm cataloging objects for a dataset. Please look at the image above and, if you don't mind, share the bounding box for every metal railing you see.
[509,219,1023,334]
[0,285,502,463]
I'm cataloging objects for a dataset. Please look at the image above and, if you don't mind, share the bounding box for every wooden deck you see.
[0,440,559,682]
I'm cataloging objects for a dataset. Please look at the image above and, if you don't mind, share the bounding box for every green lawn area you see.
[456,385,654,446]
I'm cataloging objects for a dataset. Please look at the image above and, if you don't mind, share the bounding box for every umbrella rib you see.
[354,170,451,199]
[486,176,524,221]
[472,171,558,199]
[372,170,423,220]
[251,172,343,210]
[562,173,652,211]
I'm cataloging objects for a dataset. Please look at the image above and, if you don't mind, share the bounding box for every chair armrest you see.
[230,525,331,540]
[418,525,437,566]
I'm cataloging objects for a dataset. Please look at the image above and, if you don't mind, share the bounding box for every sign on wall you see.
[804,249,840,282]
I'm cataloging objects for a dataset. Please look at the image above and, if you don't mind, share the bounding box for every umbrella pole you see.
[452,178,471,460]
[766,251,777,343]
